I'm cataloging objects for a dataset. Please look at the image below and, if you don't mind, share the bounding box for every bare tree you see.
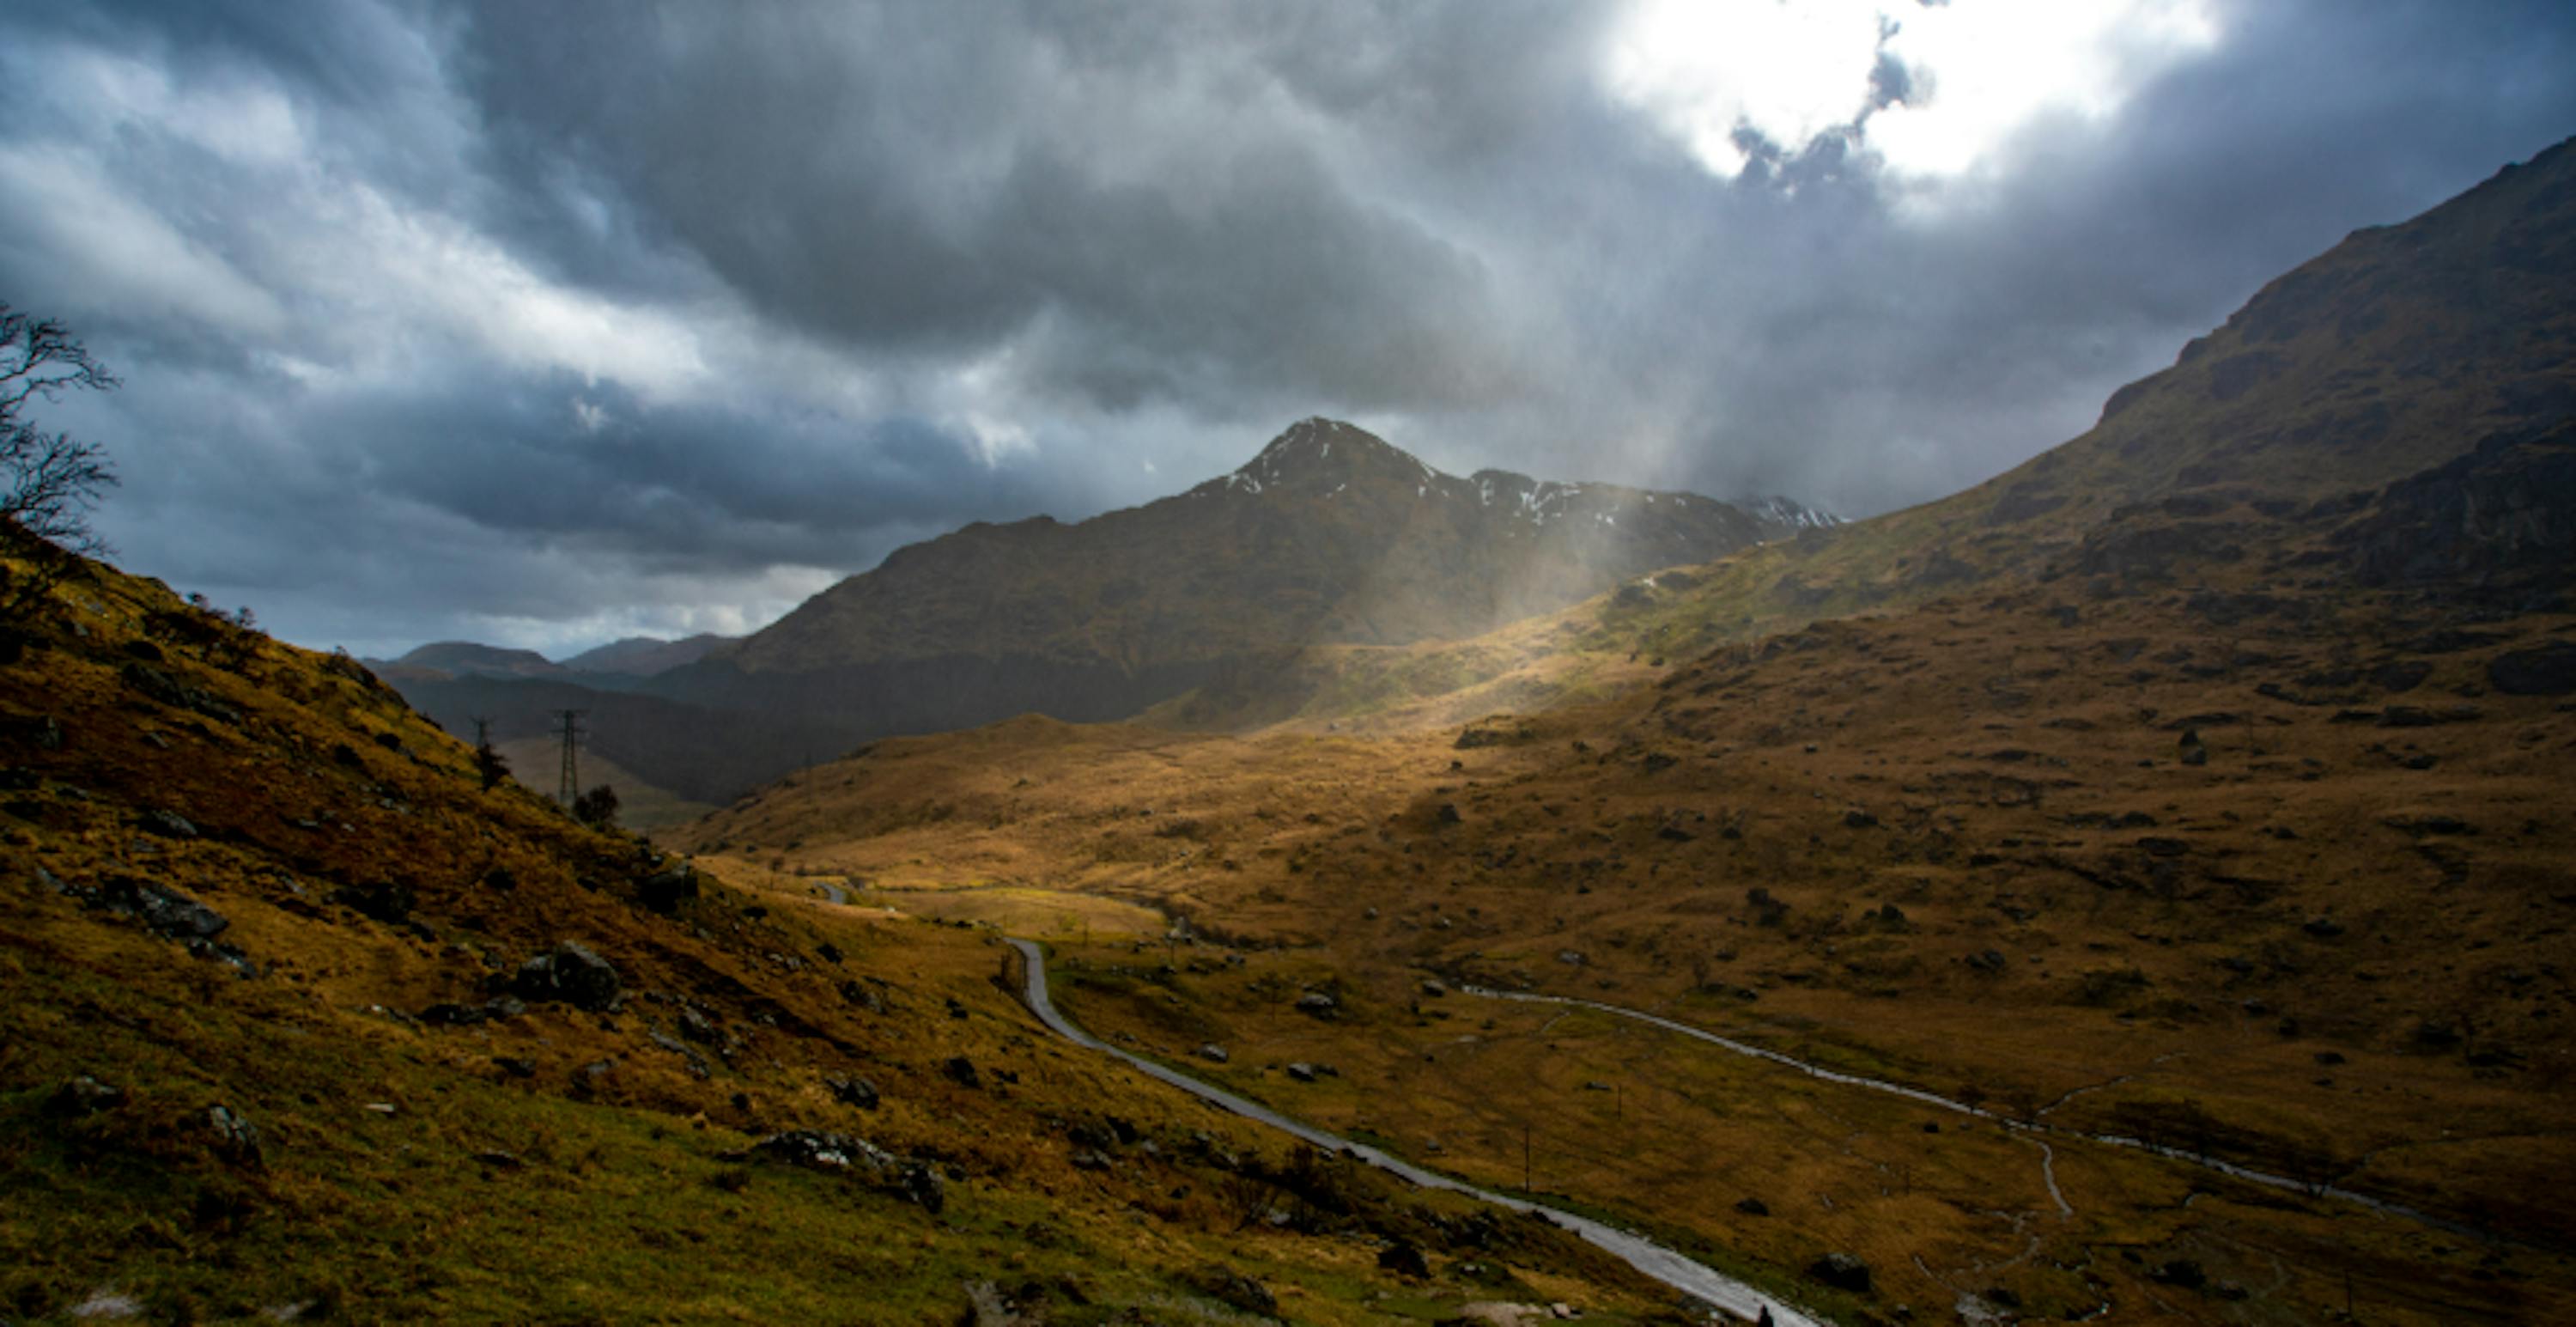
[1,303,119,619]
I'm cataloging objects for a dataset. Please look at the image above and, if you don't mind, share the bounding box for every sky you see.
[3,1,2571,657]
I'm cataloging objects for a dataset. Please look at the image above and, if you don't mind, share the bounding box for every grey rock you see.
[46,1074,126,1117]
[514,941,622,1011]
[637,865,699,913]
[1194,1044,1230,1063]
[827,1074,881,1110]
[1807,1252,1872,1294]
[138,808,198,839]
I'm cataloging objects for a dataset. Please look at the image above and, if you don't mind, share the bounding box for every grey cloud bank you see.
[1,0,2569,656]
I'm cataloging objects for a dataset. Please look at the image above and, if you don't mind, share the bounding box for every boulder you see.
[1807,1252,1872,1294]
[1194,1044,1230,1064]
[1735,1197,1770,1217]
[637,865,700,913]
[206,1104,264,1166]
[46,1075,126,1118]
[943,1056,982,1087]
[138,808,198,839]
[827,1074,881,1110]
[1294,991,1339,1019]
[513,941,622,1011]
[1377,1240,1432,1279]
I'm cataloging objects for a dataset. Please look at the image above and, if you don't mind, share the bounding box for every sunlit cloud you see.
[1607,0,2223,187]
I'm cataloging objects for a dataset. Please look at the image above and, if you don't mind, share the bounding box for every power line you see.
[550,708,588,805]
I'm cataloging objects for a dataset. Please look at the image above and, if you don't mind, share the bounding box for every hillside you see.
[669,140,2576,1324]
[0,557,1681,1324]
[562,633,733,678]
[368,640,566,684]
[646,420,1828,741]
[386,423,1832,806]
[1234,137,2576,733]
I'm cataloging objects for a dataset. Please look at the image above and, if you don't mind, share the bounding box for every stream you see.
[1004,938,1820,1327]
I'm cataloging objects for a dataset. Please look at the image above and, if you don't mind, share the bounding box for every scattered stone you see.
[1420,977,1449,997]
[1435,803,1462,825]
[943,1056,983,1087]
[1294,991,1339,1019]
[46,1075,126,1117]
[473,1150,524,1170]
[98,876,229,941]
[898,1160,945,1214]
[755,1129,896,1172]
[1965,949,2008,975]
[494,1056,537,1079]
[513,941,623,1011]
[2303,916,2347,939]
[206,1104,263,1166]
[2137,837,2190,857]
[827,1074,881,1110]
[1842,808,1879,829]
[2178,729,2208,766]
[1556,949,1588,967]
[1808,1252,1872,1294]
[647,1032,711,1078]
[675,1007,722,1044]
[1069,1148,1113,1172]
[1735,1197,1770,1217]
[137,808,198,839]
[1194,1044,1230,1064]
[68,1291,146,1319]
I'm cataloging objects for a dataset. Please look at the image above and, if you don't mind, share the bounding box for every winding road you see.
[1005,938,1820,1327]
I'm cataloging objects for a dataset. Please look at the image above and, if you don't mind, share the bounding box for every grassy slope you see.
[0,561,1677,1325]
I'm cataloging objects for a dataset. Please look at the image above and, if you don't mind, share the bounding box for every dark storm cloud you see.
[0,0,2571,654]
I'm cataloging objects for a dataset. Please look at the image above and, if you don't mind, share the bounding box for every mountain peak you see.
[1228,417,1436,494]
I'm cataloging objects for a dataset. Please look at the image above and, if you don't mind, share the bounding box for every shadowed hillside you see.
[0,557,1678,1324]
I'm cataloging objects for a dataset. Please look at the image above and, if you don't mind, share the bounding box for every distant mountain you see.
[644,418,1830,742]
[560,634,732,678]
[373,641,565,682]
[1257,135,2576,727]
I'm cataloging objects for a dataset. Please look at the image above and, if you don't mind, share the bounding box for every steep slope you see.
[0,557,1674,1324]
[647,419,1827,745]
[1258,136,2576,730]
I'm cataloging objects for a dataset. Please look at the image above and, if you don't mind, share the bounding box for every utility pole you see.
[471,715,492,749]
[550,709,587,806]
